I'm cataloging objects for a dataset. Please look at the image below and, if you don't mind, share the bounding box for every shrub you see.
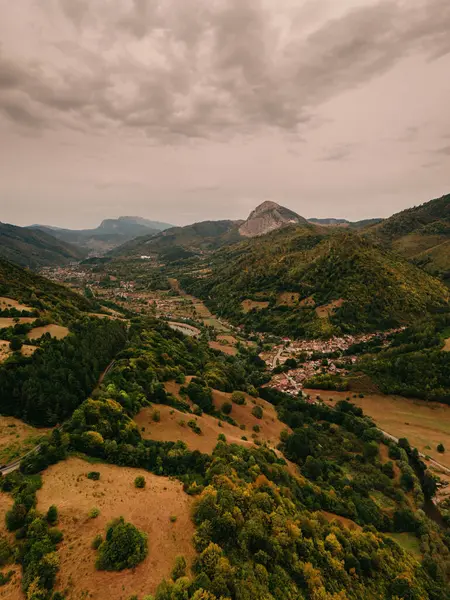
[134,476,146,489]
[89,507,100,519]
[95,517,148,571]
[152,410,161,423]
[251,405,263,419]
[92,534,103,550]
[46,505,58,525]
[438,443,445,453]
[188,420,202,435]
[0,536,12,567]
[171,555,187,580]
[221,402,232,415]
[231,391,246,405]
[170,515,177,523]
[48,528,63,544]
[253,425,260,433]
[87,471,100,481]
[217,433,226,442]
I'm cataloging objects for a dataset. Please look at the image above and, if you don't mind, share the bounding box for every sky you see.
[0,0,449,229]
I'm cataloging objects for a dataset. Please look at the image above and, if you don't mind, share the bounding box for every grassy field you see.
[0,415,48,464]
[386,533,422,559]
[36,457,196,600]
[27,324,69,340]
[312,390,450,469]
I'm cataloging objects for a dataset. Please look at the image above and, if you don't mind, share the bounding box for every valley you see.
[2,194,450,600]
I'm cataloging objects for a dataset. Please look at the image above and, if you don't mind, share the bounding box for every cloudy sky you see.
[0,0,449,228]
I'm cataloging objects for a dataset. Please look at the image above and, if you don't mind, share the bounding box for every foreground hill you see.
[368,193,450,281]
[31,216,172,254]
[0,221,86,269]
[182,227,449,337]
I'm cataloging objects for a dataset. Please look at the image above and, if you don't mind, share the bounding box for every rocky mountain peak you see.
[239,201,307,238]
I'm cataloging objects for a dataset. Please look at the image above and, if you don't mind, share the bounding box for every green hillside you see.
[182,227,449,337]
[0,222,86,269]
[368,193,450,282]
[111,219,243,261]
[0,257,92,317]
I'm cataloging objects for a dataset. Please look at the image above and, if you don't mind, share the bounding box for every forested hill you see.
[110,219,243,261]
[0,221,86,269]
[367,193,450,281]
[182,227,449,338]
[0,257,93,320]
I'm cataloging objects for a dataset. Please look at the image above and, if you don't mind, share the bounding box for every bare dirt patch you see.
[36,458,196,600]
[208,341,238,356]
[442,338,450,351]
[0,416,48,464]
[0,317,36,328]
[315,298,344,318]
[320,511,362,531]
[241,299,269,313]
[315,390,450,469]
[27,324,69,341]
[0,297,32,312]
[0,341,38,363]
[299,296,315,307]
[277,292,300,306]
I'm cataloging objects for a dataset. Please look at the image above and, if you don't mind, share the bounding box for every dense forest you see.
[0,317,127,426]
[181,229,449,338]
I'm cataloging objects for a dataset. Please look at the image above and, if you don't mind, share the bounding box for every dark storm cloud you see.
[0,0,449,141]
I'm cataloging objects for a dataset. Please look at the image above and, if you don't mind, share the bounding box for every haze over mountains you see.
[30,216,172,253]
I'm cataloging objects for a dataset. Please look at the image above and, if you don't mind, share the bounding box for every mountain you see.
[182,227,448,338]
[368,193,450,281]
[110,219,243,261]
[30,216,172,254]
[239,201,307,237]
[0,222,86,270]
[112,201,311,261]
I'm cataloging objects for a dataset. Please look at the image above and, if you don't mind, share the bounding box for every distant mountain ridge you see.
[309,217,383,229]
[30,216,172,254]
[0,222,86,270]
[111,201,311,260]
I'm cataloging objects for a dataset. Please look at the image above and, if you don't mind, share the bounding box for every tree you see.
[96,517,148,571]
[221,402,232,415]
[9,337,23,352]
[231,391,246,405]
[46,505,58,525]
[171,555,187,580]
[438,443,445,453]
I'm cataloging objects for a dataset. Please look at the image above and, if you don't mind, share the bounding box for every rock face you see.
[239,201,307,237]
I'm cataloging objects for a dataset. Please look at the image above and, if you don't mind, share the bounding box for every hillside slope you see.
[0,257,93,318]
[31,216,172,254]
[183,227,449,337]
[111,219,243,261]
[0,222,86,269]
[368,193,450,281]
